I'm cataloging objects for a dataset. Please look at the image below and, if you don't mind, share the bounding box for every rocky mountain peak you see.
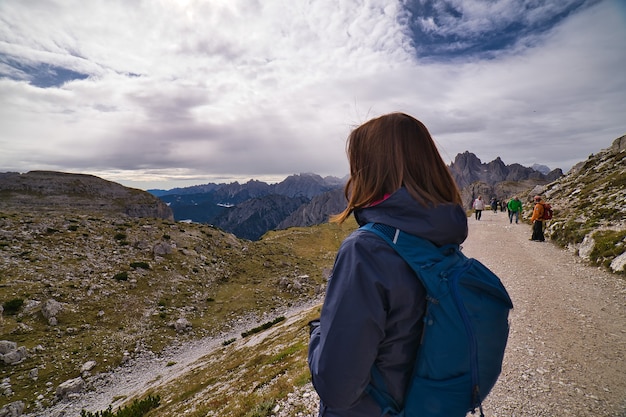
[449,152,561,191]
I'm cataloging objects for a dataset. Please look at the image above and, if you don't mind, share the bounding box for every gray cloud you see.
[0,0,624,190]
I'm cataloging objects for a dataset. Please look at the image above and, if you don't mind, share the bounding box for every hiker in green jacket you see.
[507,197,522,224]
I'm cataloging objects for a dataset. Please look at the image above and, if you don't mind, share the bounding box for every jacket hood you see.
[353,187,468,246]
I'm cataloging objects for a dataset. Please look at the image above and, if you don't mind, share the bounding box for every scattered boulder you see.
[0,377,12,396]
[0,341,27,365]
[41,299,63,325]
[81,360,97,373]
[610,252,626,273]
[0,400,24,417]
[578,235,595,260]
[55,377,85,399]
[173,318,192,333]
[153,241,174,257]
[0,341,16,354]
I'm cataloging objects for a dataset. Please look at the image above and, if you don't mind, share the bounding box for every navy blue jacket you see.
[308,188,468,416]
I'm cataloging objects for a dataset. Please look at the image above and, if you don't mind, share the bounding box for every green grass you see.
[0,209,352,410]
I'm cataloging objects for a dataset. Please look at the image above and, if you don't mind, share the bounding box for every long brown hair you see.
[332,112,462,223]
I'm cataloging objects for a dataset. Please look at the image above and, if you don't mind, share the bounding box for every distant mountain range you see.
[148,153,563,240]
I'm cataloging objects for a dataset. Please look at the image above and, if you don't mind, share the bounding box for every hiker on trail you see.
[490,198,498,213]
[530,195,546,241]
[307,112,468,417]
[473,195,485,220]
[507,197,522,224]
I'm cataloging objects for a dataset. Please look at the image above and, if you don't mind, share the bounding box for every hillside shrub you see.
[550,220,589,248]
[590,230,626,268]
[114,233,127,241]
[80,394,160,417]
[2,298,24,315]
[113,271,128,281]
[130,261,150,270]
[244,400,275,417]
[241,316,285,338]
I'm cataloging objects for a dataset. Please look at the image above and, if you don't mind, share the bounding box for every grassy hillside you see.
[0,208,355,412]
[541,136,626,274]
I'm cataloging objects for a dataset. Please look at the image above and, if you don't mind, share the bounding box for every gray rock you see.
[578,235,595,260]
[41,299,63,322]
[81,360,97,373]
[0,341,17,355]
[610,251,626,273]
[173,318,192,333]
[0,378,12,396]
[0,401,24,417]
[55,377,85,399]
[153,241,173,257]
[1,346,27,365]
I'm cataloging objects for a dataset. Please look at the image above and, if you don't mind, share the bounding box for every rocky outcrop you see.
[56,377,85,399]
[0,171,173,220]
[541,134,626,273]
[0,341,27,365]
[41,299,63,326]
[449,152,563,189]
[0,401,24,417]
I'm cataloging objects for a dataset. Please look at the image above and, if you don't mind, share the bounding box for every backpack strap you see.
[365,366,402,417]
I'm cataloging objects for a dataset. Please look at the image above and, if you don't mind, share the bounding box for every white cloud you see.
[0,0,624,189]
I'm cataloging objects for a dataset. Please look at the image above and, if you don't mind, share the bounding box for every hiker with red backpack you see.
[530,195,552,241]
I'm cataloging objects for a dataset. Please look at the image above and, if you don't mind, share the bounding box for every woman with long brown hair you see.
[308,112,468,416]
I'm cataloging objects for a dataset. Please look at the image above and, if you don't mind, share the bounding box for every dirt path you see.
[460,211,626,416]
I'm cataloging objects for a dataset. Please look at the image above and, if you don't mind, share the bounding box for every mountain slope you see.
[0,171,173,220]
[539,135,626,273]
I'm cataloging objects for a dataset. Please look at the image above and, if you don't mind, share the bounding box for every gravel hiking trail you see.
[458,211,626,417]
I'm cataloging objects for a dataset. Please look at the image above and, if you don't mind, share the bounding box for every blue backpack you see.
[361,223,513,417]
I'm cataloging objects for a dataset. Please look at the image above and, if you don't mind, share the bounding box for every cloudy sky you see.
[1,0,625,190]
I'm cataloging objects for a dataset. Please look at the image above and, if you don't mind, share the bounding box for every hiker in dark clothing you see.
[308,112,468,416]
[530,195,546,241]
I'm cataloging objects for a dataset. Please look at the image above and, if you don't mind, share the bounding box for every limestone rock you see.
[173,318,192,333]
[41,299,63,325]
[0,401,24,417]
[153,241,174,257]
[578,235,595,260]
[55,377,85,399]
[0,342,27,365]
[610,251,626,273]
